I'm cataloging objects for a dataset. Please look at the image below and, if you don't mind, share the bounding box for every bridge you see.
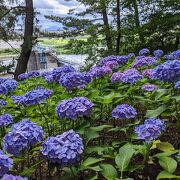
[28,45,85,71]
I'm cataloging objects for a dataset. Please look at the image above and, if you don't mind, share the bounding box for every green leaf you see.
[100,163,118,179]
[154,89,169,100]
[171,95,180,102]
[115,144,135,172]
[159,157,177,173]
[157,171,180,179]
[153,150,179,158]
[146,105,167,118]
[85,128,99,142]
[156,142,175,152]
[90,125,112,132]
[82,157,104,167]
[85,146,105,155]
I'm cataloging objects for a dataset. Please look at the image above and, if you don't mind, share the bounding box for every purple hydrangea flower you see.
[175,81,180,89]
[153,50,164,58]
[12,88,53,106]
[133,56,157,68]
[59,72,91,90]
[128,53,135,58]
[141,84,157,92]
[99,55,129,67]
[153,60,180,82]
[111,72,123,84]
[104,60,119,69]
[18,71,41,81]
[142,69,154,79]
[0,79,18,95]
[56,97,94,120]
[52,65,76,82]
[0,114,13,126]
[41,130,84,167]
[139,48,150,56]
[98,56,119,67]
[121,68,144,84]
[0,99,7,107]
[177,152,180,157]
[116,56,129,65]
[1,174,28,180]
[112,104,137,119]
[135,118,165,143]
[171,50,180,59]
[0,150,13,177]
[4,120,44,156]
[89,66,112,78]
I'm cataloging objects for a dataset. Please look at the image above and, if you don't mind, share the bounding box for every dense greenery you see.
[0,50,179,179]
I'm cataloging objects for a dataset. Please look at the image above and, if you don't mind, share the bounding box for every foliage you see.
[0,48,179,179]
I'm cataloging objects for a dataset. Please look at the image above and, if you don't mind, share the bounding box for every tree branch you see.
[0,6,25,20]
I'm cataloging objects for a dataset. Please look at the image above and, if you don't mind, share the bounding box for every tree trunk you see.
[132,0,145,47]
[100,0,113,53]
[116,0,121,54]
[14,0,34,80]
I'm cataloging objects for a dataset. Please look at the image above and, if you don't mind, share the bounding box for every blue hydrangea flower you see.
[135,118,165,143]
[0,150,13,177]
[41,130,84,167]
[4,120,44,155]
[18,71,41,80]
[141,84,157,92]
[1,174,28,180]
[171,50,180,59]
[0,79,18,95]
[111,72,123,84]
[52,65,76,82]
[153,50,164,58]
[0,99,7,107]
[59,72,91,90]
[12,88,53,106]
[56,97,94,120]
[112,104,137,119]
[153,60,180,82]
[139,48,150,56]
[121,68,144,84]
[175,81,180,89]
[0,114,13,126]
[128,53,135,58]
[164,54,174,60]
[133,56,157,68]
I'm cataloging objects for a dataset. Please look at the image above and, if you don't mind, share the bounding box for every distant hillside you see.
[44,25,63,32]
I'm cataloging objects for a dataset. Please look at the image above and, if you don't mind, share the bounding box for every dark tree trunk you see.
[101,0,113,53]
[132,0,145,47]
[14,0,34,80]
[116,0,121,54]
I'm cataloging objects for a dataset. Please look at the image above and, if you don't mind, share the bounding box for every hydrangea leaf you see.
[82,157,104,167]
[99,163,118,179]
[157,171,180,180]
[156,142,175,152]
[115,144,135,172]
[159,157,177,174]
[145,105,167,118]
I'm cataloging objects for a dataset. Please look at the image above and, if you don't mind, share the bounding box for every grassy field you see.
[0,49,20,57]
[0,37,88,57]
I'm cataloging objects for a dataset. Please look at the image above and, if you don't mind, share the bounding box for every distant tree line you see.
[46,0,180,64]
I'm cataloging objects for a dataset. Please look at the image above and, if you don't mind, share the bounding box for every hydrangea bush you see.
[0,49,179,179]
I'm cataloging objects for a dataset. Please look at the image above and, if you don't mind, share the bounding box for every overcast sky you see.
[33,0,85,30]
